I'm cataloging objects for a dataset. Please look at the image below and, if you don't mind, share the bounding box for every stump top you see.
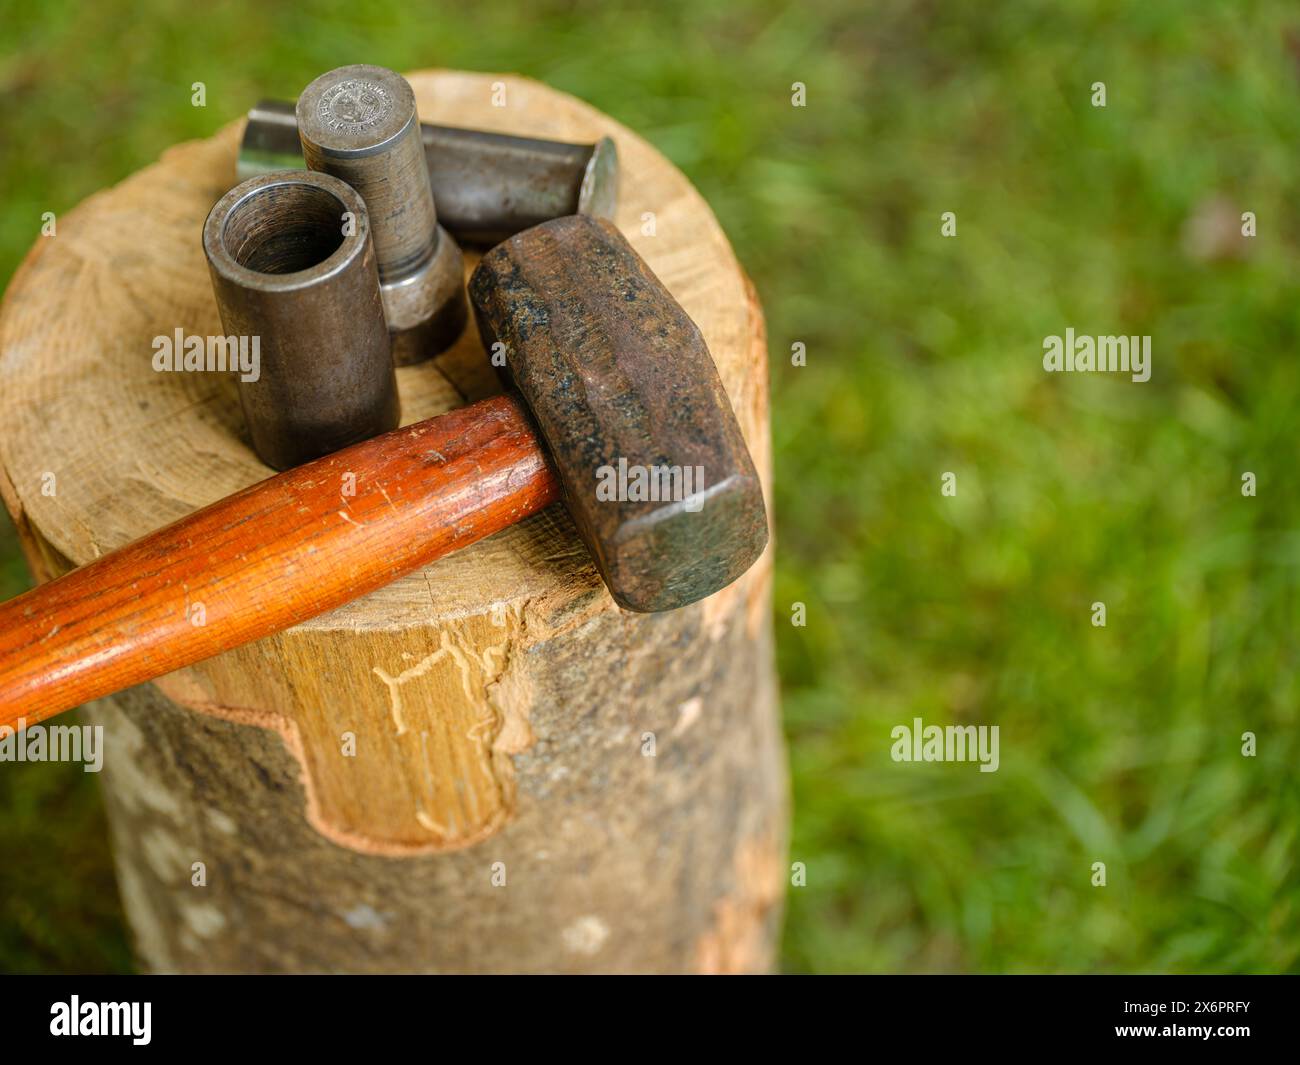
[0,69,767,629]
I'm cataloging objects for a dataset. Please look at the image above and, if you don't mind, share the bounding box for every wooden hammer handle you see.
[0,394,559,730]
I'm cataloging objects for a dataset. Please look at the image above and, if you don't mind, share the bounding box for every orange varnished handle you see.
[0,394,559,730]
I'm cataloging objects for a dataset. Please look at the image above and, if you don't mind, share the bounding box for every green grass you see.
[1,0,1296,973]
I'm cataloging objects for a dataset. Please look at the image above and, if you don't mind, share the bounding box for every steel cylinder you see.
[202,170,399,471]
[296,66,466,365]
[238,98,620,246]
[425,125,618,245]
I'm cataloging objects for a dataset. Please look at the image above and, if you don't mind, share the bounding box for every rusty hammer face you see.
[471,214,768,612]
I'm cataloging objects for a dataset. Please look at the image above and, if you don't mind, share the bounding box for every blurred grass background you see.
[1,0,1297,973]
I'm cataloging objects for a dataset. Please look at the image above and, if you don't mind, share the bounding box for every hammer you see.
[0,216,768,730]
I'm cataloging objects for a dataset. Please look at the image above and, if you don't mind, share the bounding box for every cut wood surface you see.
[0,70,785,973]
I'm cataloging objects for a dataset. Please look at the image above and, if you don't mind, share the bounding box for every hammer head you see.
[469,215,768,612]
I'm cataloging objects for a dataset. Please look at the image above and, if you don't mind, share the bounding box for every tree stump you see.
[0,70,786,974]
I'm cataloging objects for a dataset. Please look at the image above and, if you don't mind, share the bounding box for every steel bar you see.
[239,99,619,246]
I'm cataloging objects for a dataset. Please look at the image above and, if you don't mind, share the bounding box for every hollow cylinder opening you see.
[223,182,347,274]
